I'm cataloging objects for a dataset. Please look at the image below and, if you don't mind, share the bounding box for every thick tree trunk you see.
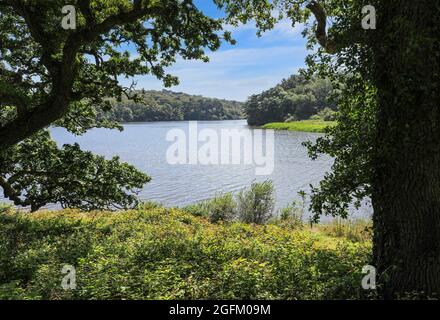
[371,0,440,298]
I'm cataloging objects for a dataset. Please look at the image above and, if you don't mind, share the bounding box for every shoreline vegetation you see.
[0,203,371,300]
[262,120,336,133]
[244,75,337,126]
[100,90,244,123]
[0,182,372,300]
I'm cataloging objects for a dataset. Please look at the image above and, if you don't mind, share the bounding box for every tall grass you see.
[314,218,372,243]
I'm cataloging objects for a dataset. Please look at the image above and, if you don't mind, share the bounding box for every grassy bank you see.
[0,206,371,300]
[262,120,336,133]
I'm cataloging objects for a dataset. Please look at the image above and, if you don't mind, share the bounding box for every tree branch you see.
[0,1,157,150]
[0,81,30,115]
[0,175,30,207]
[306,1,337,54]
[78,0,96,26]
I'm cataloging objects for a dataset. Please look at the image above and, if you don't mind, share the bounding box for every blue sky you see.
[130,1,309,102]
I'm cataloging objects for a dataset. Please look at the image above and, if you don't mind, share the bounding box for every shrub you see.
[279,201,304,228]
[283,114,298,122]
[237,181,275,224]
[182,203,209,217]
[318,218,372,243]
[0,203,11,214]
[206,193,236,223]
[183,193,237,223]
[0,208,371,300]
[137,201,163,210]
[316,107,338,121]
[218,258,275,299]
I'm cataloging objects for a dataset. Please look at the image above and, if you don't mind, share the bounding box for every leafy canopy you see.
[0,0,234,211]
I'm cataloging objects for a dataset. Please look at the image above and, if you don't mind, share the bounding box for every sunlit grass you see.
[312,218,373,243]
[262,120,336,133]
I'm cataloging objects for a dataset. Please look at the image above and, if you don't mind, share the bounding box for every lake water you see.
[5,120,372,220]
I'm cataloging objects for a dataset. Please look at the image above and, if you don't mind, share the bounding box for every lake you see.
[50,120,371,220]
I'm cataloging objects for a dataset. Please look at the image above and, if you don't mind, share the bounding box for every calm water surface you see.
[49,120,371,220]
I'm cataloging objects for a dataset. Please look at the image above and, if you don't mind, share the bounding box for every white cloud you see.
[125,20,309,101]
[133,45,307,101]
[223,19,304,42]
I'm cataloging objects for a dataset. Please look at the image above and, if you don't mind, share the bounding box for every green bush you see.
[237,181,275,224]
[183,193,236,223]
[318,218,372,243]
[137,201,164,210]
[316,107,338,121]
[182,202,209,217]
[0,203,11,214]
[206,193,236,223]
[279,201,304,228]
[284,114,298,122]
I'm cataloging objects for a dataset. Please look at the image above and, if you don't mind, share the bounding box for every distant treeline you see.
[99,90,244,122]
[245,75,337,126]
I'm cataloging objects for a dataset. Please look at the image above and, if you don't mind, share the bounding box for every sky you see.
[128,1,309,102]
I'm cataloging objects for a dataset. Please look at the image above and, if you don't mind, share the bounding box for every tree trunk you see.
[371,0,440,298]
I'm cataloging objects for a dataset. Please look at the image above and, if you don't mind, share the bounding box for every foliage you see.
[136,201,164,211]
[316,218,373,243]
[183,182,279,224]
[100,90,244,122]
[289,1,375,223]
[220,0,440,297]
[0,131,150,212]
[0,208,371,300]
[181,202,210,218]
[303,82,376,221]
[316,107,338,121]
[262,120,336,133]
[284,114,298,122]
[278,198,305,229]
[244,75,335,126]
[0,0,236,210]
[237,181,275,224]
[217,0,375,221]
[182,193,237,222]
[0,203,11,214]
[205,193,236,223]
[213,0,376,222]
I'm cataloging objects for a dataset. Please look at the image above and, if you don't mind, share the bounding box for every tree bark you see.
[371,0,440,298]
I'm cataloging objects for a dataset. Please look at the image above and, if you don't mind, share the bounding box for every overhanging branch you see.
[0,1,157,150]
[0,176,30,207]
[0,82,30,114]
[306,1,337,54]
